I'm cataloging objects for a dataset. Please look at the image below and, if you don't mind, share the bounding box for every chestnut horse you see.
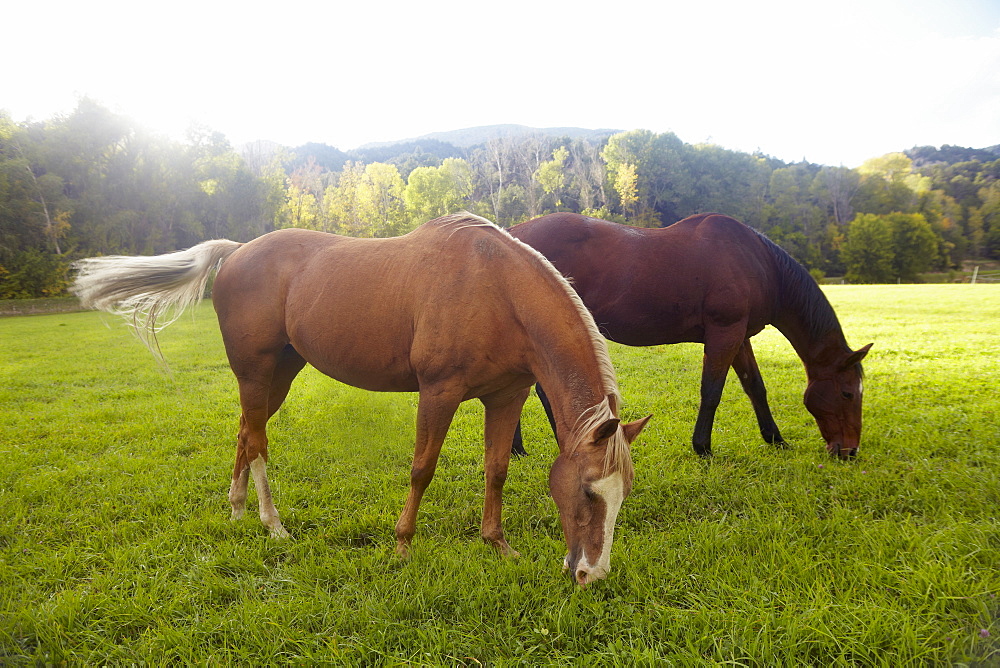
[71,214,650,586]
[509,212,870,459]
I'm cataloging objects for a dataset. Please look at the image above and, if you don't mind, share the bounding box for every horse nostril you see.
[576,569,590,586]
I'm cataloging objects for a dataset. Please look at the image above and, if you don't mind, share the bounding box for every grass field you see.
[1,285,998,665]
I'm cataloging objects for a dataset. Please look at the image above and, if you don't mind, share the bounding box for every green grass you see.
[1,285,998,665]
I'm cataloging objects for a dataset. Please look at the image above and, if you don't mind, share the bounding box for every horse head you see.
[548,406,651,586]
[803,343,872,459]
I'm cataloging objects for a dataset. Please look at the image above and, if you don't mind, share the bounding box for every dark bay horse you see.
[71,213,650,586]
[509,212,870,459]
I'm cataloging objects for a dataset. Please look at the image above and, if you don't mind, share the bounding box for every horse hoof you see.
[497,544,520,559]
[484,537,520,558]
[269,525,290,539]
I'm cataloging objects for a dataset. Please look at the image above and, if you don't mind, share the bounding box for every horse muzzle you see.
[826,442,858,460]
[563,553,609,587]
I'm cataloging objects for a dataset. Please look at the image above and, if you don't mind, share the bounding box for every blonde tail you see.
[70,239,242,358]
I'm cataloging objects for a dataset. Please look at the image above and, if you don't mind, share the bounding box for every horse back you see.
[211,221,582,397]
[211,227,422,390]
[511,213,781,346]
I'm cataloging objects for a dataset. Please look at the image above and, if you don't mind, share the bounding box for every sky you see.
[3,0,999,168]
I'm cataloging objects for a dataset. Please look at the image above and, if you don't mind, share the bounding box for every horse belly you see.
[590,295,706,346]
[318,357,418,392]
[288,321,419,393]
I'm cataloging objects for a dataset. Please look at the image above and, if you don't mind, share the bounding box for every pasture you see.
[1,284,998,664]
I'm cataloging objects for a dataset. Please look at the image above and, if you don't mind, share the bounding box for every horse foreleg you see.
[731,339,786,448]
[511,421,528,457]
[509,383,557,457]
[395,388,460,558]
[535,383,558,441]
[481,388,530,558]
[693,332,744,457]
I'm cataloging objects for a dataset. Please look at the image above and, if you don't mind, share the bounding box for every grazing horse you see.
[71,214,651,586]
[509,212,870,459]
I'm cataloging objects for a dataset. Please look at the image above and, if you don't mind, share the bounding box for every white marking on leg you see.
[250,457,289,538]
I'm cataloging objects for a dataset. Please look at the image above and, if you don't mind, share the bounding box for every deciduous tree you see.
[533,146,568,209]
[602,130,689,226]
[404,158,474,224]
[842,214,895,283]
[358,162,407,237]
[887,212,940,281]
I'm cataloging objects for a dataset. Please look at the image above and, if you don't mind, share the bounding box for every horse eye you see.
[842,391,854,400]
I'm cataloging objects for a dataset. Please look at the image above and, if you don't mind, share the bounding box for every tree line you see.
[2,99,998,298]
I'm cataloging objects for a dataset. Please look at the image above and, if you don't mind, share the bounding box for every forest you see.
[2,98,999,298]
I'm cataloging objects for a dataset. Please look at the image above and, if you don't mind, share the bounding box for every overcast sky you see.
[4,0,999,167]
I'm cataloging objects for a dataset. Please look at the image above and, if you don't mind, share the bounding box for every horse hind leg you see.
[731,339,786,448]
[229,413,252,519]
[229,345,306,537]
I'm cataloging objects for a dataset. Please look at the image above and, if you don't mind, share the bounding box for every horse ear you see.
[621,414,653,443]
[841,343,873,370]
[592,418,620,444]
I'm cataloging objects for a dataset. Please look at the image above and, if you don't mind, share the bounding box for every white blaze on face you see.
[579,471,625,582]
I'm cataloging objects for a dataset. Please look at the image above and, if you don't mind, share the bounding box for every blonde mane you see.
[435,213,631,478]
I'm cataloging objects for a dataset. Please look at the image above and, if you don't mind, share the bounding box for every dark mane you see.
[749,227,846,346]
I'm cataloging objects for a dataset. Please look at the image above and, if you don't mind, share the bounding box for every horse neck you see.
[773,308,851,380]
[759,240,853,379]
[536,357,614,440]
[502,226,620,448]
[517,295,618,448]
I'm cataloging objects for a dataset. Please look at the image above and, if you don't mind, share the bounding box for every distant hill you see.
[348,139,465,165]
[358,124,621,150]
[907,144,1000,167]
[286,142,350,172]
